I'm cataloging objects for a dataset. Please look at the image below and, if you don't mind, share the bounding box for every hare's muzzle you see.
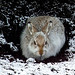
[35,34,45,56]
[39,46,43,55]
[38,46,47,56]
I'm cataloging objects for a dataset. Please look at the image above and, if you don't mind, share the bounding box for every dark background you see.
[0,0,75,63]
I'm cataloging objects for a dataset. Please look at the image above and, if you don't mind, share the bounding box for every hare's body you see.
[20,16,65,60]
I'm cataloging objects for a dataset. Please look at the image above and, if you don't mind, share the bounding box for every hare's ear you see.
[27,22,37,35]
[42,21,53,35]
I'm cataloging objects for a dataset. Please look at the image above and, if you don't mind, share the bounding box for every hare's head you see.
[27,21,52,60]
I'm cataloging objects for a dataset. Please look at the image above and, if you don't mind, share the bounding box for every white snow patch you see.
[69,36,75,52]
[2,13,10,26]
[8,42,18,51]
[0,33,7,44]
[0,33,18,51]
[26,58,36,63]
[72,30,75,34]
[0,55,75,75]
[0,20,4,26]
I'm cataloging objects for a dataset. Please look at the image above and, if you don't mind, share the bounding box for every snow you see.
[72,30,75,34]
[0,33,18,51]
[69,36,75,52]
[8,42,18,51]
[0,54,75,75]
[26,58,36,63]
[1,13,10,26]
[0,33,7,44]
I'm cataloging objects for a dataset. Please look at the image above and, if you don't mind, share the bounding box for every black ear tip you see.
[49,21,52,23]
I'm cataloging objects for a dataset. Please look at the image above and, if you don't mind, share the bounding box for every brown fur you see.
[36,35,45,55]
[42,22,48,33]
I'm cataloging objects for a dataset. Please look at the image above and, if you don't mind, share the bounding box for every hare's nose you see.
[39,49,43,55]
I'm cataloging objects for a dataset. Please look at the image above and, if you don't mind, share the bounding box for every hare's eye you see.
[45,41,47,45]
[34,41,36,45]
[49,21,52,23]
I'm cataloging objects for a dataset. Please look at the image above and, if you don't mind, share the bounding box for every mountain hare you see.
[20,16,65,60]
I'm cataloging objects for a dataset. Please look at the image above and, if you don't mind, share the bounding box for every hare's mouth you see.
[35,56,44,61]
[35,50,47,57]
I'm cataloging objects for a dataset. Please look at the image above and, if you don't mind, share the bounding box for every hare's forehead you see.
[34,32,46,40]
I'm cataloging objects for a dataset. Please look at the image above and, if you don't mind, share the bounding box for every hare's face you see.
[28,32,49,58]
[27,21,52,60]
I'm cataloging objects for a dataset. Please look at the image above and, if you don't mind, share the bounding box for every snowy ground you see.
[0,0,75,75]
